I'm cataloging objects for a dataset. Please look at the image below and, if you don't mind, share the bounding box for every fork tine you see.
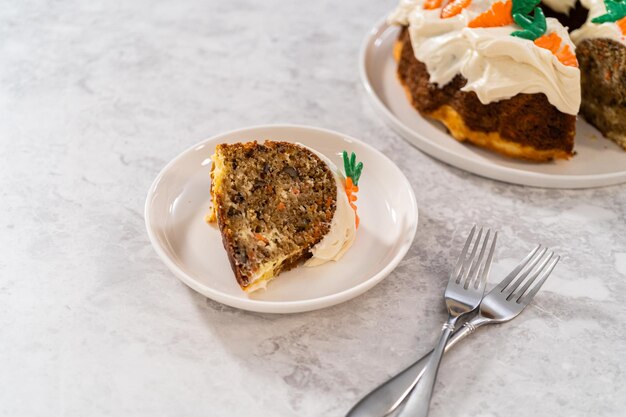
[465,229,491,289]
[493,245,542,293]
[512,251,554,302]
[492,245,542,293]
[450,225,477,282]
[475,231,497,289]
[519,255,560,305]
[459,227,483,285]
[502,247,548,298]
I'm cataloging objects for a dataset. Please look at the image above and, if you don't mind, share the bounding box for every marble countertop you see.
[2,0,625,416]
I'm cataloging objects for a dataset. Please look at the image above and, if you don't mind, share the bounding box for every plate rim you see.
[144,123,419,314]
[359,17,626,189]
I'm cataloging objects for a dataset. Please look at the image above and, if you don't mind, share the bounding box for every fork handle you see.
[345,319,486,417]
[396,318,457,417]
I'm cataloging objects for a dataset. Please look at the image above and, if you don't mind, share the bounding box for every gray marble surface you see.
[1,0,625,416]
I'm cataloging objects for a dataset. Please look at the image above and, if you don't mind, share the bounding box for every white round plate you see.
[145,125,418,313]
[360,19,626,189]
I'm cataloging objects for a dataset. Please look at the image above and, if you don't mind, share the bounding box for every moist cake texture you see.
[576,38,626,149]
[568,0,626,150]
[208,141,337,291]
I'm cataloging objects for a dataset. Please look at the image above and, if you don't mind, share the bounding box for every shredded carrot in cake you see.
[534,32,578,67]
[441,0,472,18]
[345,177,360,229]
[254,233,269,245]
[468,1,513,27]
[423,0,443,9]
[617,16,626,36]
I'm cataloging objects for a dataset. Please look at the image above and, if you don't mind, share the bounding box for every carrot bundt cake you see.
[207,141,363,293]
[389,0,582,161]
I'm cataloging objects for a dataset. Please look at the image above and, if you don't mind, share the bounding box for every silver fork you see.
[397,226,497,417]
[345,245,560,417]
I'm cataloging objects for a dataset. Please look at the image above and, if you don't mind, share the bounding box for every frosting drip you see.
[388,0,581,115]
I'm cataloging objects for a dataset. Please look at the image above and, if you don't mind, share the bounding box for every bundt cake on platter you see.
[389,0,581,162]
[389,0,626,159]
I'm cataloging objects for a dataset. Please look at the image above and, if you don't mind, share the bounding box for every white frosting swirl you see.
[542,0,578,15]
[571,0,626,46]
[388,0,581,115]
[299,145,356,267]
[388,0,422,24]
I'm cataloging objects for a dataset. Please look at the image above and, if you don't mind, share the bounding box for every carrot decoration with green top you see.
[441,0,472,18]
[342,151,364,229]
[534,32,579,67]
[423,0,443,9]
[468,0,513,27]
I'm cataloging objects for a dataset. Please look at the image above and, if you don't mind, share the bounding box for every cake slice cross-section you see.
[207,141,359,292]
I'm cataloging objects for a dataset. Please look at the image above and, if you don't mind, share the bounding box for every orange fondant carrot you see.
[468,0,513,28]
[345,177,360,228]
[534,32,561,54]
[345,177,358,200]
[617,16,626,36]
[424,0,443,9]
[555,44,578,67]
[441,0,472,18]
[534,32,578,67]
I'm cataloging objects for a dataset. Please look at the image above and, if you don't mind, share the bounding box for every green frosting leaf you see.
[511,7,547,40]
[342,151,364,186]
[512,0,542,16]
[591,0,626,23]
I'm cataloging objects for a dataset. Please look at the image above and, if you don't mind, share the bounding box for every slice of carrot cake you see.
[207,141,363,292]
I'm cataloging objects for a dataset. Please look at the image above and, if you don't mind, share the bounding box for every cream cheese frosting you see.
[388,0,582,115]
[298,145,357,267]
[571,0,626,46]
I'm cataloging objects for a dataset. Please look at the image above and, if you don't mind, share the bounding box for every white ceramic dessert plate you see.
[145,125,418,314]
[360,18,626,189]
